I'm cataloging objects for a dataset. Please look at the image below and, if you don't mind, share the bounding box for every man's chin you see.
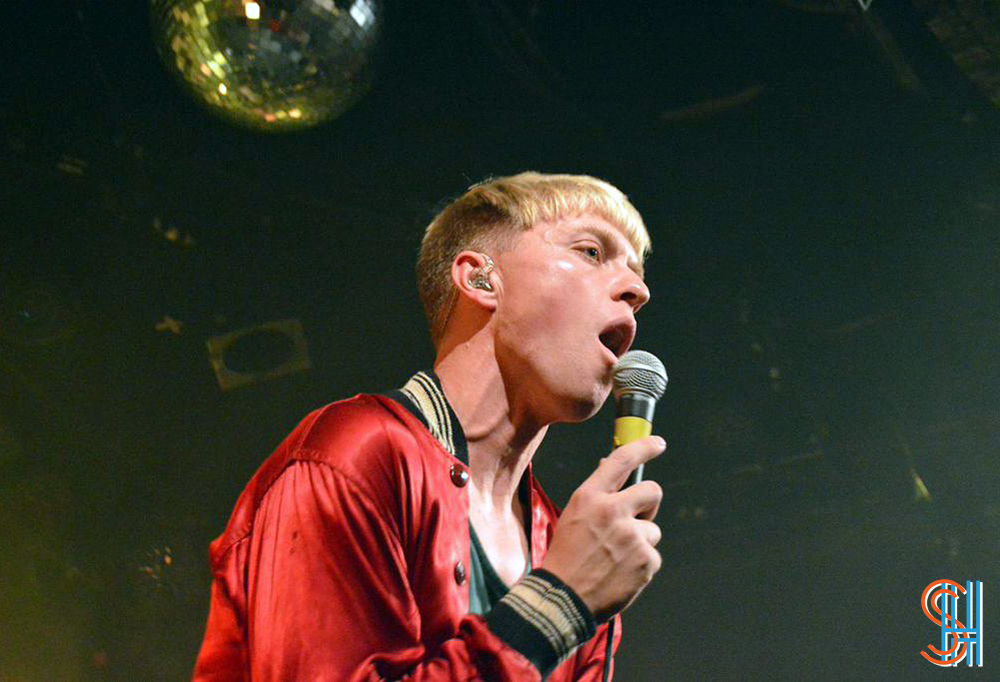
[560,386,612,423]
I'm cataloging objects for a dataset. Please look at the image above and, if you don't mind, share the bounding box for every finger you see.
[616,480,663,520]
[635,519,662,547]
[587,436,666,492]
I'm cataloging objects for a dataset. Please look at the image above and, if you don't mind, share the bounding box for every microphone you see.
[612,350,668,487]
[601,350,669,682]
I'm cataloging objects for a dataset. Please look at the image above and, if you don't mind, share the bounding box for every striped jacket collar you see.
[387,371,469,465]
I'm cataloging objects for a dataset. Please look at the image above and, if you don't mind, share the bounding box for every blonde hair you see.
[417,171,651,345]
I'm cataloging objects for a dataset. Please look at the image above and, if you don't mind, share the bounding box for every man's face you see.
[492,212,650,424]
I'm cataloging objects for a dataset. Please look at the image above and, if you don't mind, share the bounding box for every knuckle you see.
[597,500,618,525]
[610,496,631,517]
[649,549,663,575]
[605,516,627,540]
[623,520,646,547]
[637,480,662,504]
[638,546,661,577]
[646,481,663,500]
[571,486,595,506]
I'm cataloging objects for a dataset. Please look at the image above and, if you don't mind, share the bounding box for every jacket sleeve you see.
[557,615,622,681]
[244,459,569,682]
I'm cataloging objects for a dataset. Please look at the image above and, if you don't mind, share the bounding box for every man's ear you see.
[451,251,498,312]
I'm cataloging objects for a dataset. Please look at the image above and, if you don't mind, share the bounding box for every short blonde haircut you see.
[417,171,651,345]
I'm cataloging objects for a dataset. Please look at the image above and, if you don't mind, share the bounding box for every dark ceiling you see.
[1,2,998,680]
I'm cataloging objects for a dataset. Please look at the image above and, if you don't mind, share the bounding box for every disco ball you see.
[150,0,382,131]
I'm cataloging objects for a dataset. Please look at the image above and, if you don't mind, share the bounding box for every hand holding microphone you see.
[540,351,668,623]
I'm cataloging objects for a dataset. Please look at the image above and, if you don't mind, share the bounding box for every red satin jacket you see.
[192,385,620,681]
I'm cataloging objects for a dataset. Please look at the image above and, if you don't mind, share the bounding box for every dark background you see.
[1,1,998,680]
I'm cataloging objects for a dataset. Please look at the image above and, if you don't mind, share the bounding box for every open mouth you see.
[598,320,635,359]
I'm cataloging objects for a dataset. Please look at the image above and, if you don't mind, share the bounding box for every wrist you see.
[486,568,596,677]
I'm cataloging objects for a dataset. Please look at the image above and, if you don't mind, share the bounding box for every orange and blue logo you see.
[921,580,983,666]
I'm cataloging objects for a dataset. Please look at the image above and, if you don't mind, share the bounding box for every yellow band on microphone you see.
[613,416,652,449]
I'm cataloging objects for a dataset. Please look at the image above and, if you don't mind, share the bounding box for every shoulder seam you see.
[211,446,393,564]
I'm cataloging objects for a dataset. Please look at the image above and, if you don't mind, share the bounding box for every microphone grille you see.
[612,350,667,400]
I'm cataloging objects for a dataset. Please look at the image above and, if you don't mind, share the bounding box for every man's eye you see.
[581,246,601,261]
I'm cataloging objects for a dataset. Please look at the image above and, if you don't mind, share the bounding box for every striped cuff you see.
[486,569,596,677]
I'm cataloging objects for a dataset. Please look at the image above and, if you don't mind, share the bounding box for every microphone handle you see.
[625,464,644,488]
[605,391,659,682]
[613,393,656,489]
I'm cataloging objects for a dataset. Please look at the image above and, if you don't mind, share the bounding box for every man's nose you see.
[614,271,650,312]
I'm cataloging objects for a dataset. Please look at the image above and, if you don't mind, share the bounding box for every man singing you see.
[192,172,666,681]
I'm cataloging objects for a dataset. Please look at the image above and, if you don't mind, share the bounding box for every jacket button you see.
[450,464,468,487]
[454,561,467,585]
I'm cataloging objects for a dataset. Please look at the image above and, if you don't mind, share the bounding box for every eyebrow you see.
[580,225,645,278]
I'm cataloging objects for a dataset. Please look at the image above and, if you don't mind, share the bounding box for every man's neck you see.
[434,338,548,517]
